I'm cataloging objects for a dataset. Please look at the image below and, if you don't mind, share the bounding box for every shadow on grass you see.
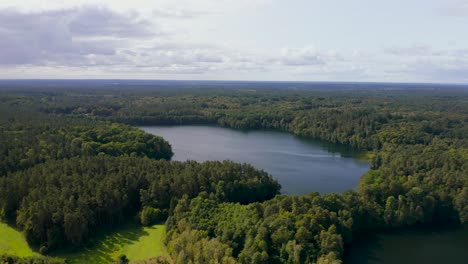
[53,223,151,264]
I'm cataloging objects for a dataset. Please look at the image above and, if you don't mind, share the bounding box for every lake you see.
[141,125,370,195]
[344,225,468,264]
[141,125,468,264]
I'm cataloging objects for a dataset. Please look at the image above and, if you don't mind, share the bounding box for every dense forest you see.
[0,254,64,264]
[0,109,173,175]
[0,157,279,253]
[0,86,467,263]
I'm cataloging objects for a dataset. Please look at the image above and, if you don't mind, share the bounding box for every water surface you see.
[141,125,369,195]
[344,225,468,264]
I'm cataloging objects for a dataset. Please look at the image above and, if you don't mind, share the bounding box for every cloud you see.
[134,48,226,68]
[0,4,273,78]
[152,8,211,19]
[0,7,156,66]
[0,2,467,83]
[437,0,468,18]
[68,7,155,37]
[383,44,468,59]
[276,47,325,66]
[384,44,432,56]
[0,6,243,72]
[380,44,468,83]
[399,60,468,83]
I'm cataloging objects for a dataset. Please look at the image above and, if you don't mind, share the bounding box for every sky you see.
[0,0,467,83]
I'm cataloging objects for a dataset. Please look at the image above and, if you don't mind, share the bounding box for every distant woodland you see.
[0,86,466,263]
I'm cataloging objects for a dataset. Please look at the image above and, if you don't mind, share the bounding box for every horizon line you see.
[0,78,467,86]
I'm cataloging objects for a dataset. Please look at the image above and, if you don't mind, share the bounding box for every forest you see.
[0,85,467,263]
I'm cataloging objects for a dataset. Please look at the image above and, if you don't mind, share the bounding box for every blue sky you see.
[0,0,467,83]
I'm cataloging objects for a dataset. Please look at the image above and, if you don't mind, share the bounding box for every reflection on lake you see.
[344,225,468,264]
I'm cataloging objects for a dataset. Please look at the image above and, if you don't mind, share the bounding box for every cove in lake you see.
[141,125,370,195]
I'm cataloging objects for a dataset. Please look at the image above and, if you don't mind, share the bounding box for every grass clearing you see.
[0,222,37,257]
[54,224,167,264]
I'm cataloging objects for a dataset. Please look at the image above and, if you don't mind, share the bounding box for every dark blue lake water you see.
[141,125,370,195]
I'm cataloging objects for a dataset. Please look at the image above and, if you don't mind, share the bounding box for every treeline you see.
[0,157,280,253]
[0,254,64,264]
[0,107,172,175]
[361,139,468,225]
[20,87,467,151]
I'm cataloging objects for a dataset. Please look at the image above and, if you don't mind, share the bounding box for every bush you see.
[140,207,166,226]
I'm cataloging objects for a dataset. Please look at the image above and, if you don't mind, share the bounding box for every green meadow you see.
[55,224,167,263]
[1,222,167,263]
[0,222,37,257]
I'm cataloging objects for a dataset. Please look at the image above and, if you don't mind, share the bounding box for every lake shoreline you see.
[140,125,370,195]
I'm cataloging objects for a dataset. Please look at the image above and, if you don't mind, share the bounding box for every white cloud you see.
[380,44,468,83]
[437,0,468,18]
[277,47,325,66]
[0,6,314,77]
[0,7,155,66]
[0,1,467,83]
[384,44,432,56]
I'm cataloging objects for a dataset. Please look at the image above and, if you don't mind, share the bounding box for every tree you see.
[140,206,165,226]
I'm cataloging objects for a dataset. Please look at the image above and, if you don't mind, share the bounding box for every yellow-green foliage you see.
[0,223,36,257]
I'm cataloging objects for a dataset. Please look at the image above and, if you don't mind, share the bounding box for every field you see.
[0,222,36,257]
[0,222,167,263]
[55,224,167,263]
